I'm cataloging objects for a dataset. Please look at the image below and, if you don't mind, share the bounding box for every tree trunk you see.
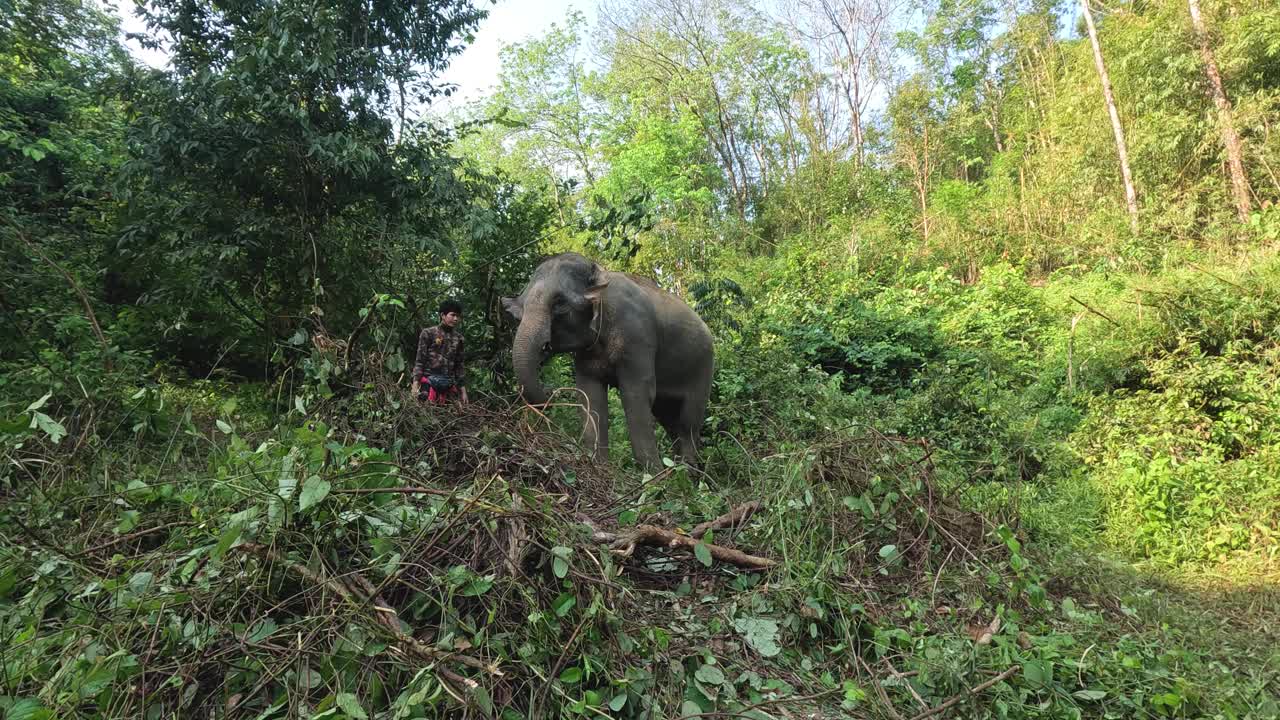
[1080,0,1140,234]
[917,123,931,242]
[1187,0,1252,223]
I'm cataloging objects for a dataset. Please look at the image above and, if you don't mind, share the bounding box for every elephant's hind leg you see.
[674,391,708,465]
[653,395,685,460]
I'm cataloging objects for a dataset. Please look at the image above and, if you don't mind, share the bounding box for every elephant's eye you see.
[552,298,570,314]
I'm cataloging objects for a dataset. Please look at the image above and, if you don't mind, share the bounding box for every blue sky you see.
[114,0,596,109]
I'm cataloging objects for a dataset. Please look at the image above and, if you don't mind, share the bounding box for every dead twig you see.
[329,486,451,496]
[235,543,500,676]
[859,655,905,720]
[82,521,193,555]
[885,661,929,710]
[1068,295,1120,327]
[906,665,1020,720]
[1189,263,1248,291]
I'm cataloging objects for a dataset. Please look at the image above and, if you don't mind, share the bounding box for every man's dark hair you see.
[439,299,463,316]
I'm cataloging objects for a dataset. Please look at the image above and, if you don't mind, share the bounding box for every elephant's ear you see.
[582,265,610,303]
[501,296,523,321]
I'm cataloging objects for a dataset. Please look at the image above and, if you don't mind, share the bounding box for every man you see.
[411,299,469,405]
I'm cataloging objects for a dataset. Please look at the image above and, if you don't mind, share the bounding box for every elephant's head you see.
[501,253,610,405]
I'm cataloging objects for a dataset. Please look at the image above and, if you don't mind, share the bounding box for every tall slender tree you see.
[1079,0,1139,234]
[1187,0,1251,223]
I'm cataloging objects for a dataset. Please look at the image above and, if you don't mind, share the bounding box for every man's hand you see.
[411,381,420,396]
[460,387,469,405]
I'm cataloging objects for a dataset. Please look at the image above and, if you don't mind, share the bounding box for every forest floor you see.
[3,373,1279,719]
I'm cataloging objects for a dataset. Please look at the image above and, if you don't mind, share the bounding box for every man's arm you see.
[454,335,468,404]
[410,328,431,391]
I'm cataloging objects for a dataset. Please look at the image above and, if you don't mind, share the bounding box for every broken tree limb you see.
[235,543,501,675]
[610,526,774,570]
[691,501,762,539]
[576,515,777,570]
[620,525,776,569]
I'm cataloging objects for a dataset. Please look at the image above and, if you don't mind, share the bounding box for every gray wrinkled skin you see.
[502,253,715,470]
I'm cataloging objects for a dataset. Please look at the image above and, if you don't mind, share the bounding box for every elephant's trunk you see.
[512,312,551,406]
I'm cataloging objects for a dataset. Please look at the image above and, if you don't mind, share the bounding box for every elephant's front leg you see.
[618,374,661,470]
[576,370,609,463]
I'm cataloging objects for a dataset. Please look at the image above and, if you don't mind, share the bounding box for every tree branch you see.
[906,665,1020,720]
[691,501,762,539]
[11,225,111,367]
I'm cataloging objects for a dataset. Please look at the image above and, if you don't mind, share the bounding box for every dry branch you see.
[578,502,775,570]
[11,225,112,366]
[329,486,452,496]
[691,501,762,539]
[82,521,192,554]
[235,543,500,675]
[595,524,776,570]
[906,665,1020,720]
[1069,295,1119,327]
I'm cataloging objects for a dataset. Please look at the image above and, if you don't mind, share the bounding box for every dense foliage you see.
[3,0,1280,717]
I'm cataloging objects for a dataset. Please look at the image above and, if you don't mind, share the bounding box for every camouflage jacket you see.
[412,325,466,386]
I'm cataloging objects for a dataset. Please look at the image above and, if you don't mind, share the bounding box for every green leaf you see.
[31,412,66,444]
[216,419,234,434]
[608,694,627,711]
[552,592,576,617]
[459,575,493,597]
[878,544,898,560]
[559,667,583,684]
[694,664,725,685]
[24,393,52,413]
[335,693,368,720]
[694,541,713,567]
[129,571,154,594]
[1073,689,1107,701]
[680,701,703,716]
[472,685,494,716]
[115,510,141,534]
[299,476,331,512]
[247,618,278,643]
[277,459,298,502]
[212,522,244,562]
[553,555,569,579]
[734,617,781,657]
[1023,660,1051,687]
[6,698,53,720]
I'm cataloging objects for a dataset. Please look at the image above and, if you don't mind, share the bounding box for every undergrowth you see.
[2,356,1278,718]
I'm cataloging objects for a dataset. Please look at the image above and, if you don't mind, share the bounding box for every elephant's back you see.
[609,274,713,384]
[613,273,711,339]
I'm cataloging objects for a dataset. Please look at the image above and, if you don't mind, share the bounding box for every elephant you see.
[502,253,715,470]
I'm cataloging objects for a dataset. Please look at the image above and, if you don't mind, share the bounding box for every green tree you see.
[1,0,135,392]
[115,0,488,370]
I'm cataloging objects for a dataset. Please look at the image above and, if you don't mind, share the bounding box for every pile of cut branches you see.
[0,367,1029,720]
